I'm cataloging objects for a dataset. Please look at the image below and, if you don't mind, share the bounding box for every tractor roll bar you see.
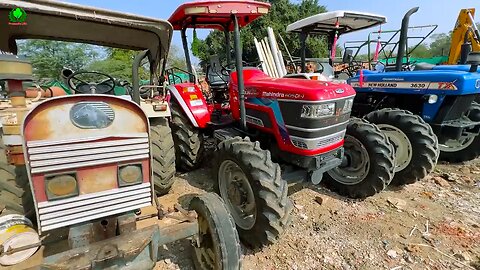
[396,7,419,71]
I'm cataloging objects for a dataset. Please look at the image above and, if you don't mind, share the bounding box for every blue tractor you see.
[348,7,480,173]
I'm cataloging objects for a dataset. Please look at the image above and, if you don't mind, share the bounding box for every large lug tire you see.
[170,101,205,171]
[150,118,176,195]
[213,137,292,248]
[365,109,439,186]
[439,102,480,162]
[190,193,241,270]
[325,118,395,198]
[0,135,34,219]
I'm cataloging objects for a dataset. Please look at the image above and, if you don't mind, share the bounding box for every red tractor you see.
[167,1,395,248]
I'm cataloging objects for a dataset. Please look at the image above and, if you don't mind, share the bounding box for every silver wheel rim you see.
[440,136,475,152]
[327,135,370,185]
[377,124,412,172]
[218,160,256,230]
[194,214,217,269]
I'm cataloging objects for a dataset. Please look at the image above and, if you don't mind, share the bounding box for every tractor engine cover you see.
[229,68,355,170]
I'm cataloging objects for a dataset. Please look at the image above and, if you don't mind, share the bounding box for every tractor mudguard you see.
[167,83,211,128]
[42,225,161,269]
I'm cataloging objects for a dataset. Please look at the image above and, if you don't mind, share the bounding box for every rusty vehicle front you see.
[0,0,241,269]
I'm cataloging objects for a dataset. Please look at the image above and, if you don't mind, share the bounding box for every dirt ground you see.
[155,159,480,270]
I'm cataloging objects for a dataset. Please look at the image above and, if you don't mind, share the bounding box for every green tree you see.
[429,33,451,57]
[18,40,98,80]
[192,0,328,63]
[409,43,433,58]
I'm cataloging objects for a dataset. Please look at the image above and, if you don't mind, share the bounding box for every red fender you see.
[168,83,211,128]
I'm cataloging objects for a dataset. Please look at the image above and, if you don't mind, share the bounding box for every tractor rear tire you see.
[170,101,204,171]
[190,193,241,270]
[324,118,395,198]
[150,118,176,195]
[439,102,480,162]
[213,137,292,248]
[365,109,439,186]
[0,134,34,219]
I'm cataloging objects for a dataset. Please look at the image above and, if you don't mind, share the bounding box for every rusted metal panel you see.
[42,225,161,270]
[23,96,148,142]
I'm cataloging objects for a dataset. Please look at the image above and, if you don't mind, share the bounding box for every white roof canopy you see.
[286,10,386,36]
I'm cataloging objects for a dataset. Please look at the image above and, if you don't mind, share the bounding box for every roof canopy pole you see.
[330,18,340,66]
[224,26,231,65]
[232,14,246,131]
[300,31,307,73]
[181,27,194,82]
[132,50,148,105]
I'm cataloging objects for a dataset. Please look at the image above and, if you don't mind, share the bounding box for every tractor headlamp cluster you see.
[343,98,354,114]
[45,173,79,200]
[301,103,335,118]
[118,164,143,187]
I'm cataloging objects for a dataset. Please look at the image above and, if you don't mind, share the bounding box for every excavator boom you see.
[448,8,480,64]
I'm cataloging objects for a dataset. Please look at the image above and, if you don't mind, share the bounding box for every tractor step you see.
[208,114,235,129]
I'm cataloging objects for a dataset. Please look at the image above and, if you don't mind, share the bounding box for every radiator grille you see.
[27,133,149,174]
[38,183,152,232]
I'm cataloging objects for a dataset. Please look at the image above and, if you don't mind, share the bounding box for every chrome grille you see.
[27,133,149,174]
[317,131,345,148]
[38,183,152,232]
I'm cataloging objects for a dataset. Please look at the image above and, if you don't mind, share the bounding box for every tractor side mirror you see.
[342,49,353,64]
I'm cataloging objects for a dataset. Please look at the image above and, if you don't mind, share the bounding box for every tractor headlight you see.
[45,174,79,200]
[427,95,438,104]
[301,103,335,118]
[343,98,354,114]
[118,164,143,187]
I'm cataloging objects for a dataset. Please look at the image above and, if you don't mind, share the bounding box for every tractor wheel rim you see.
[377,124,412,172]
[440,136,476,152]
[194,214,217,269]
[327,135,370,185]
[218,159,256,230]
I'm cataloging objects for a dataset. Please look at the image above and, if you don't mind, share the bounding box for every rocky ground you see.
[155,159,480,270]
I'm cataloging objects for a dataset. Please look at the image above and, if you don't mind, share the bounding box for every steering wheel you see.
[67,71,115,94]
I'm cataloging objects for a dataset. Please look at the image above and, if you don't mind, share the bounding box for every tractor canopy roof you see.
[286,10,386,36]
[0,0,173,66]
[168,0,270,31]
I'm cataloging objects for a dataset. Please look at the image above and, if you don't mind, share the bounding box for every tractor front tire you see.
[213,137,292,248]
[150,118,176,195]
[0,135,33,219]
[190,193,241,270]
[439,102,480,162]
[365,109,439,186]
[325,118,395,198]
[170,101,204,171]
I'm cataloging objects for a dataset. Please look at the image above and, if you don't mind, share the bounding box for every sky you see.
[63,0,480,57]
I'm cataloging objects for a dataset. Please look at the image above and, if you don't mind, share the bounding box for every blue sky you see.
[64,0,479,55]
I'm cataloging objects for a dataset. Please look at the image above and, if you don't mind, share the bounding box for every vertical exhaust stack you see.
[396,7,419,71]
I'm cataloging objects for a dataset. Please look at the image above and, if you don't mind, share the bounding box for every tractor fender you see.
[167,84,211,128]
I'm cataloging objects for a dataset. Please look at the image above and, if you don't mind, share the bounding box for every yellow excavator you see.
[447,8,480,64]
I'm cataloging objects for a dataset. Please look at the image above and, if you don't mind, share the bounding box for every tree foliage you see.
[18,40,98,80]
[192,0,328,63]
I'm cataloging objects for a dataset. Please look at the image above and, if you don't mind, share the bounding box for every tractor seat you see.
[414,62,436,71]
[206,56,229,89]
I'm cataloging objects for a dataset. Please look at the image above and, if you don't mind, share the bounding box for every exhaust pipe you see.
[396,7,419,71]
[61,68,74,84]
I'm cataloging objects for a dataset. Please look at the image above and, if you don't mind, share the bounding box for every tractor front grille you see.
[27,134,150,174]
[38,183,152,232]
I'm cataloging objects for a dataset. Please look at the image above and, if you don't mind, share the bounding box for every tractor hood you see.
[0,0,173,68]
[231,69,355,101]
